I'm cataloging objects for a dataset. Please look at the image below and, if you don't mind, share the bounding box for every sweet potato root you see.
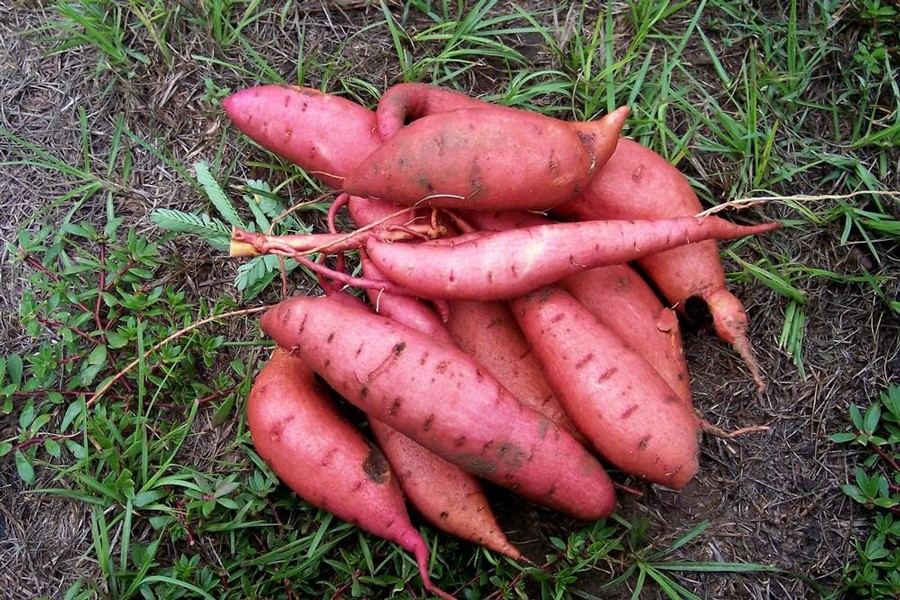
[222,85,380,189]
[510,287,701,489]
[343,108,596,211]
[260,296,617,520]
[556,138,769,391]
[365,217,782,302]
[246,349,453,599]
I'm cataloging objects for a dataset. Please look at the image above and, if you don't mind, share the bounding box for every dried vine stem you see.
[696,189,900,217]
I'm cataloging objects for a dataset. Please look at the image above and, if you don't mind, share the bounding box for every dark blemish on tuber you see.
[359,384,368,399]
[327,332,335,343]
[388,397,403,416]
[469,161,483,197]
[575,353,595,370]
[419,352,429,366]
[393,342,406,355]
[355,344,364,357]
[597,367,618,383]
[320,448,337,467]
[455,435,467,447]
[435,361,449,374]
[637,435,652,451]
[621,404,639,419]
[550,312,565,324]
[631,164,644,182]
[296,313,308,334]
[423,414,434,431]
[363,445,391,484]
[663,395,679,404]
[439,511,449,520]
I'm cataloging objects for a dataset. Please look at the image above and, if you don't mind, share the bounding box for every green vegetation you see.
[829,386,900,599]
[2,0,897,598]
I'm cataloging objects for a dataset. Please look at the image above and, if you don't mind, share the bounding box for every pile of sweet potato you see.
[222,83,780,599]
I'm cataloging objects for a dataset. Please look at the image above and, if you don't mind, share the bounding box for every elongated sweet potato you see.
[222,85,380,189]
[246,349,453,599]
[261,296,617,520]
[375,83,628,172]
[343,108,596,211]
[556,138,768,391]
[561,267,692,407]
[510,287,701,489]
[365,217,782,302]
[466,210,692,407]
[368,418,524,562]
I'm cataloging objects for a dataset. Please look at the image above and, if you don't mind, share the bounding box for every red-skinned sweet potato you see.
[509,287,701,489]
[364,217,782,302]
[222,85,380,189]
[466,210,693,407]
[246,348,453,599]
[368,417,524,562]
[556,138,768,391]
[374,83,628,173]
[343,108,597,211]
[260,295,617,520]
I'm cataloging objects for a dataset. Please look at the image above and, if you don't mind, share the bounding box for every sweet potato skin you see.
[261,295,616,520]
[365,217,781,302]
[510,287,700,489]
[444,299,584,442]
[246,349,453,599]
[222,85,380,189]
[466,210,692,407]
[556,137,767,391]
[561,267,692,408]
[343,108,595,211]
[368,419,524,561]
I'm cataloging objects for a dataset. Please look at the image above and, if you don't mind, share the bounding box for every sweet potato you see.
[556,138,768,391]
[443,299,584,442]
[246,349,453,599]
[222,85,380,189]
[364,217,782,302]
[260,295,617,520]
[342,108,597,211]
[509,287,701,489]
[560,267,692,407]
[368,420,524,562]
[466,210,692,407]
[375,83,629,172]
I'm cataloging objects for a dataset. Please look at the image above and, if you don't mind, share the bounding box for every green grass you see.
[3,0,899,598]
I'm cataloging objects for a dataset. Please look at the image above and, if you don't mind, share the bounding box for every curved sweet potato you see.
[556,138,768,391]
[246,349,453,599]
[343,108,595,211]
[222,85,380,189]
[510,287,701,489]
[364,217,782,302]
[368,420,524,561]
[260,296,617,521]
[375,83,629,172]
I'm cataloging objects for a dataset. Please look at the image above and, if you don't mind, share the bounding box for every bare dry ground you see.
[1,2,898,599]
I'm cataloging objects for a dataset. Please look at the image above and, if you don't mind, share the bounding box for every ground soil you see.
[1,2,898,599]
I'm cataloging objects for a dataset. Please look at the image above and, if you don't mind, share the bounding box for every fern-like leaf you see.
[150,209,230,251]
[195,161,243,228]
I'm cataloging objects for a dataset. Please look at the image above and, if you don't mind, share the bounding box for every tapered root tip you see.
[406,533,457,600]
[705,288,766,394]
[733,335,767,394]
